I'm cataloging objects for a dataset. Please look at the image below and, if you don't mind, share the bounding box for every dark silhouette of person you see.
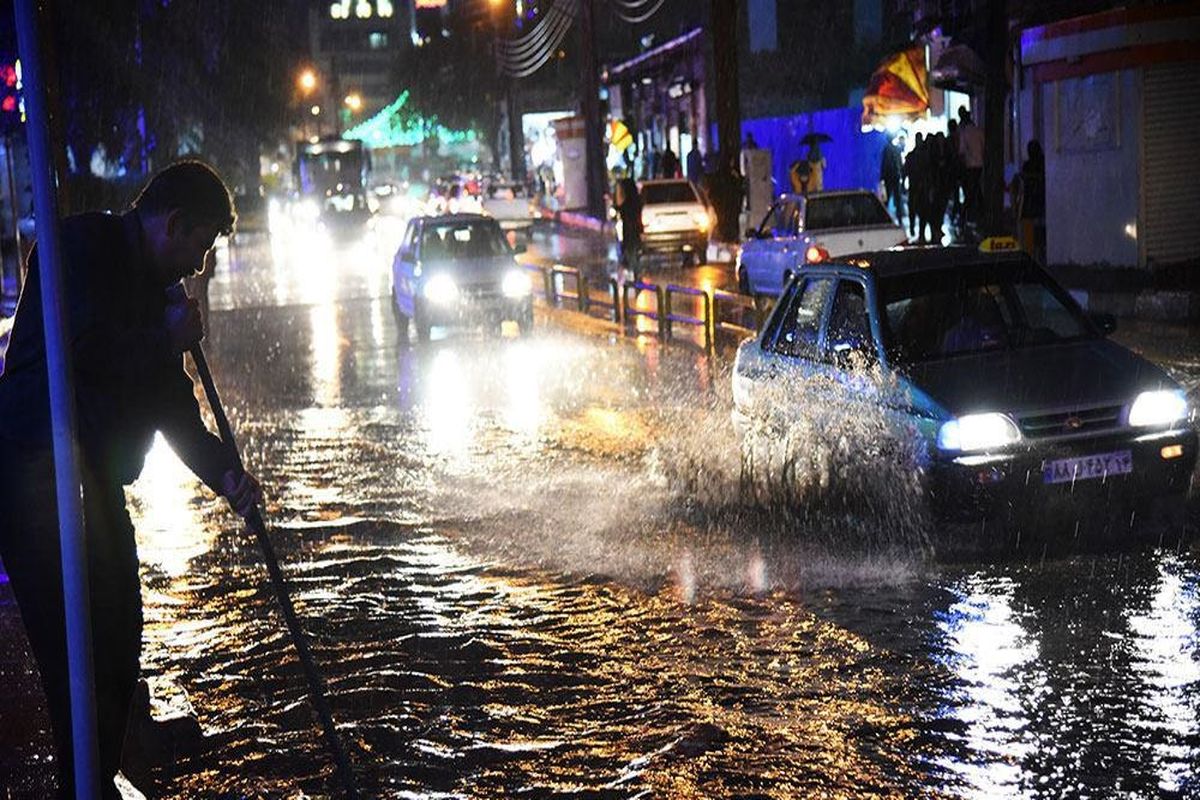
[0,161,262,799]
[660,146,681,179]
[686,141,704,181]
[1016,139,1046,261]
[880,136,906,226]
[614,175,643,279]
[905,133,929,241]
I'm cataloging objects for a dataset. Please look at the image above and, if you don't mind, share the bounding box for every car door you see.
[392,220,420,317]
[742,200,800,296]
[757,274,837,388]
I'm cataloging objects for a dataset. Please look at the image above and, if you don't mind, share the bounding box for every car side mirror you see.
[1090,312,1117,336]
[744,228,759,241]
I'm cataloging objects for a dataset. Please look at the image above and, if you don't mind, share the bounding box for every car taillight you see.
[805,245,829,263]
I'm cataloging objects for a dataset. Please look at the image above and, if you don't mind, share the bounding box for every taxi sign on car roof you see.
[978,236,1020,253]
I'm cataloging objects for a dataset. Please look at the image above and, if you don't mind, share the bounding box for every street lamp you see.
[298,68,318,94]
[344,93,362,113]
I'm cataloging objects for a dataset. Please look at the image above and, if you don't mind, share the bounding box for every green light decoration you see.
[343,90,478,148]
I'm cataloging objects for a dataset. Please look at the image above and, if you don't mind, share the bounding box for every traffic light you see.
[0,60,23,135]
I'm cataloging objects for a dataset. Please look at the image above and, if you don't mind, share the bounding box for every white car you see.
[625,179,713,266]
[737,190,906,295]
[481,182,536,229]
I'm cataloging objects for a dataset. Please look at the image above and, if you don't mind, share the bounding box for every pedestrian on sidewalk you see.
[686,141,705,182]
[880,134,906,226]
[804,140,826,193]
[1013,139,1046,262]
[957,108,985,231]
[0,161,262,800]
[614,175,643,280]
[660,146,681,179]
[905,133,929,241]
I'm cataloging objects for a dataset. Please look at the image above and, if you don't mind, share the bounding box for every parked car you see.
[481,181,536,229]
[737,190,906,296]
[731,241,1196,522]
[623,178,713,266]
[391,214,533,341]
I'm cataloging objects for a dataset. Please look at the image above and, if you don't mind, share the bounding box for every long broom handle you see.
[177,289,360,798]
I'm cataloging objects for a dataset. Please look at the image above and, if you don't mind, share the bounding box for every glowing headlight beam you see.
[938,413,1022,452]
[1129,389,1188,428]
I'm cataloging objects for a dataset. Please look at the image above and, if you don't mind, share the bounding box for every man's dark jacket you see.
[0,210,228,487]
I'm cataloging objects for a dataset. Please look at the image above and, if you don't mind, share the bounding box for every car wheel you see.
[413,300,432,343]
[517,306,534,335]
[391,288,410,339]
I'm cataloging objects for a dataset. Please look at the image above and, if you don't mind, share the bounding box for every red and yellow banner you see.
[861,47,930,128]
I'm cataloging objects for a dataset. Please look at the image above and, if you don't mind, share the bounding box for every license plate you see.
[1042,450,1133,484]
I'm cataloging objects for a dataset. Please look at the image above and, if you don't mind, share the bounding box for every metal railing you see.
[518,260,767,346]
[663,283,713,349]
[622,280,667,337]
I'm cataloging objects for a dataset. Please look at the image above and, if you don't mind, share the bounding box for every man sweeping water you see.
[0,161,262,798]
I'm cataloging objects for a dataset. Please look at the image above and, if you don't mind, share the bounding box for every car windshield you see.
[879,261,1093,364]
[804,194,892,230]
[641,182,699,205]
[421,221,508,261]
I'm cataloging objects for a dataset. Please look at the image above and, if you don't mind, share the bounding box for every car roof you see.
[777,189,881,204]
[806,245,1039,280]
[417,213,495,225]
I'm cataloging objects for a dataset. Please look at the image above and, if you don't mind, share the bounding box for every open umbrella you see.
[800,132,833,146]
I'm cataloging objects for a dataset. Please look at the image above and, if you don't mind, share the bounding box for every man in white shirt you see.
[957,108,985,228]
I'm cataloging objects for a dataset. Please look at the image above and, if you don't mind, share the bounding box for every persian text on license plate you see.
[1042,450,1133,485]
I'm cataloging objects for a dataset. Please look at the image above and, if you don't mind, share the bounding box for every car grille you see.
[1018,404,1123,438]
[460,282,503,300]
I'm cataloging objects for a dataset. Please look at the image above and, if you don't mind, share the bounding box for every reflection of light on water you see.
[130,433,210,579]
[310,303,343,407]
[424,349,472,456]
[935,576,1039,798]
[1126,554,1200,792]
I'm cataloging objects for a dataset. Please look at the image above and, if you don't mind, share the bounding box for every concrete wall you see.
[1040,68,1141,267]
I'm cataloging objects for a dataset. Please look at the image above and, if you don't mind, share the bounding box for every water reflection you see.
[934,575,1039,798]
[1126,554,1200,794]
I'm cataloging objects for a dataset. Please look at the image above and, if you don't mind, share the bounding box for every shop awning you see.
[860,47,930,129]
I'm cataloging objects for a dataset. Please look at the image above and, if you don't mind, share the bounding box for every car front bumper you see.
[421,293,533,325]
[929,426,1198,517]
[640,229,709,254]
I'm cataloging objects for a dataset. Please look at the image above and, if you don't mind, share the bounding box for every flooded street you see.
[4,224,1200,799]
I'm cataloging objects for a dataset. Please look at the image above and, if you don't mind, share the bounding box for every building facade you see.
[309,0,408,128]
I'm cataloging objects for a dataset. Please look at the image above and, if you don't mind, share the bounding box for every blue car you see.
[391,214,534,341]
[732,242,1197,521]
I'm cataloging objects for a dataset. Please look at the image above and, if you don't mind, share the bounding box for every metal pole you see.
[13,1,101,798]
[577,0,605,219]
[3,133,21,298]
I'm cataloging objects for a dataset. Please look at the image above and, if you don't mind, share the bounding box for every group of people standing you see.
[880,107,985,244]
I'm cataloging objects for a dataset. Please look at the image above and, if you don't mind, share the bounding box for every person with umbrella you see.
[801,132,831,193]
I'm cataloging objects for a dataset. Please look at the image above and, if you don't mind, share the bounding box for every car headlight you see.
[502,269,531,298]
[937,413,1022,452]
[1128,389,1187,427]
[423,274,459,305]
[691,210,712,232]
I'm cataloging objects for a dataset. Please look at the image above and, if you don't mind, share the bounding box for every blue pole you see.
[13,1,101,797]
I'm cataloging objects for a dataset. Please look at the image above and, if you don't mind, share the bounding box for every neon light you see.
[342,90,478,148]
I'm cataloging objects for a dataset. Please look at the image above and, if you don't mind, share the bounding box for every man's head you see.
[133,161,236,286]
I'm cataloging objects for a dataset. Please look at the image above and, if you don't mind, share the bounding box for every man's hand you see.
[165,297,204,354]
[220,469,263,519]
